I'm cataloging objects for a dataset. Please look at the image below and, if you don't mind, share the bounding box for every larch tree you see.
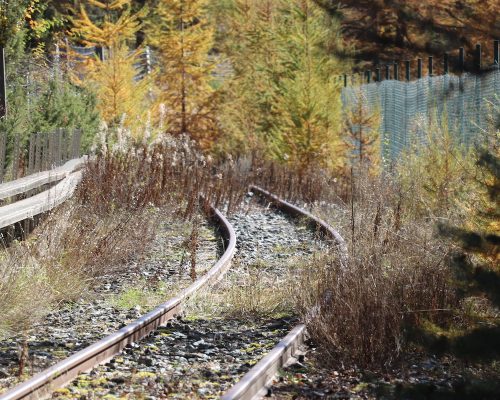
[147,0,218,150]
[218,0,288,157]
[271,0,345,172]
[71,0,152,129]
[342,88,380,174]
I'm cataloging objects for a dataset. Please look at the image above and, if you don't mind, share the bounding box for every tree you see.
[342,87,380,174]
[147,0,218,150]
[0,0,30,47]
[270,0,345,172]
[218,0,293,157]
[72,0,140,47]
[85,43,152,128]
[71,0,152,128]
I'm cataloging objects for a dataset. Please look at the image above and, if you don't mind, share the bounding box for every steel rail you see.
[249,185,348,262]
[223,186,346,400]
[221,325,306,400]
[0,157,86,201]
[0,205,236,400]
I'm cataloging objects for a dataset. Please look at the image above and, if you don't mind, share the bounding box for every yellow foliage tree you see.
[71,0,152,129]
[398,115,476,217]
[217,0,287,157]
[73,0,140,47]
[147,0,218,150]
[86,44,152,127]
[271,0,344,172]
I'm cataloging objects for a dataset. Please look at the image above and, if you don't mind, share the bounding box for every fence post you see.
[444,53,449,75]
[343,74,347,87]
[0,46,6,118]
[494,40,499,66]
[63,129,69,161]
[95,46,104,62]
[385,65,390,80]
[35,133,41,172]
[405,61,410,81]
[428,56,434,76]
[459,47,465,73]
[49,131,56,168]
[417,58,422,79]
[394,62,399,80]
[145,45,152,75]
[72,128,82,158]
[56,130,61,162]
[43,132,49,170]
[366,70,371,83]
[12,134,20,179]
[0,132,5,182]
[375,68,381,82]
[475,44,481,71]
[28,134,35,174]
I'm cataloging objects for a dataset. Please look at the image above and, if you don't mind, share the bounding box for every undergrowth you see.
[300,173,456,368]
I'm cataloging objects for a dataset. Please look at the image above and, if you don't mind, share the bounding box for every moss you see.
[102,395,121,400]
[133,371,156,380]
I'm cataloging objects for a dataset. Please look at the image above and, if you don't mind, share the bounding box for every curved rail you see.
[222,325,306,400]
[0,206,236,400]
[249,185,348,263]
[223,186,346,400]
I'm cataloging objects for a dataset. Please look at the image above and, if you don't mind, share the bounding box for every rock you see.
[138,356,154,367]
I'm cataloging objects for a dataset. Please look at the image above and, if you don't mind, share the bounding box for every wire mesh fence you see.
[341,68,500,165]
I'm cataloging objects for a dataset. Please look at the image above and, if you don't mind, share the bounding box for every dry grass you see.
[185,257,309,321]
[0,133,251,340]
[297,173,457,368]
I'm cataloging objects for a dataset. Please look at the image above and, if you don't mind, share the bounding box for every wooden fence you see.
[0,128,82,184]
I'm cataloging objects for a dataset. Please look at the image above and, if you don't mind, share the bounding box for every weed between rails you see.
[0,136,252,360]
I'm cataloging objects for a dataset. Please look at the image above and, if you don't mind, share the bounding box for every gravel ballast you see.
[50,196,327,399]
[267,342,500,400]
[0,210,219,394]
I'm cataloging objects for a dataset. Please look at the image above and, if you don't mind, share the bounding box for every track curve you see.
[222,187,346,400]
[0,206,236,400]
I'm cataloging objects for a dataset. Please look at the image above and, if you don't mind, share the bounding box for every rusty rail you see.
[250,185,348,262]
[222,325,306,400]
[0,205,236,400]
[223,186,346,400]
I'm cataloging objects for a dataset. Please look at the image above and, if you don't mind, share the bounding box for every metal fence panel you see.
[342,69,500,165]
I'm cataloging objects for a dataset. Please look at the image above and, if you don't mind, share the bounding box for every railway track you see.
[0,184,345,400]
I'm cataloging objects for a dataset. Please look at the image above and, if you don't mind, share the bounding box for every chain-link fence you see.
[341,68,500,164]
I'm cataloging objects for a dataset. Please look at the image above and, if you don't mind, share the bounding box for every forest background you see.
[0,0,498,171]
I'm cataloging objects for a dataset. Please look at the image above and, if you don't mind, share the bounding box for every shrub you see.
[299,174,456,368]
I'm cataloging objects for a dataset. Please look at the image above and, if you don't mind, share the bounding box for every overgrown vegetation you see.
[0,1,498,394]
[300,173,456,367]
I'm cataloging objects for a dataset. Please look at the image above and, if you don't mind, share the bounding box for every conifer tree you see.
[71,0,152,128]
[147,0,218,150]
[86,43,152,127]
[270,0,344,172]
[218,0,288,156]
[72,0,140,47]
[342,88,380,174]
[442,111,499,266]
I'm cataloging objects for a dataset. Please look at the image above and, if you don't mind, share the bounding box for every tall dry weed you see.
[299,173,456,368]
